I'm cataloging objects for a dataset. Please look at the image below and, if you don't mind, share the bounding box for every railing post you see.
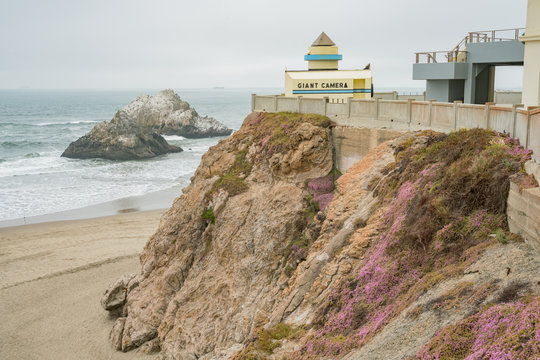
[525,110,531,149]
[485,102,495,130]
[453,101,462,130]
[251,93,256,112]
[407,98,413,129]
[428,100,435,128]
[511,104,522,138]
[416,53,419,63]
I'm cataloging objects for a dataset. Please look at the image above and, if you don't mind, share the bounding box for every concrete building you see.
[521,0,540,107]
[285,32,372,103]
[413,29,524,104]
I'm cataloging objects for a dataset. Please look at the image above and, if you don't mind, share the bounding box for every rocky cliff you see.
[103,112,539,360]
[62,89,231,160]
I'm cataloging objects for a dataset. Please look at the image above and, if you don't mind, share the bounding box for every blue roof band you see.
[304,54,343,61]
[293,89,371,94]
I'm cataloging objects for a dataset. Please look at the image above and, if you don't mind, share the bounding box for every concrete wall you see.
[413,62,469,80]
[467,41,525,64]
[494,91,522,104]
[507,160,540,253]
[372,90,517,103]
[332,127,403,172]
[426,80,465,102]
[373,92,426,101]
[252,95,540,163]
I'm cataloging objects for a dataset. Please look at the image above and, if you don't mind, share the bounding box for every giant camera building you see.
[284,32,373,103]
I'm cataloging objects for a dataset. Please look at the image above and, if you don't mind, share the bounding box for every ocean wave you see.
[163,135,186,141]
[0,140,46,148]
[24,152,41,158]
[35,120,99,126]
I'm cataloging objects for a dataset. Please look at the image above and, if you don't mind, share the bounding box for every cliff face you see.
[103,112,334,357]
[103,113,539,360]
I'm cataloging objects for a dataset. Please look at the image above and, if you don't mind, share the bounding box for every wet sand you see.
[0,210,164,359]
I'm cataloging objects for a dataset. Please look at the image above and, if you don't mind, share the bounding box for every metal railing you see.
[415,50,467,64]
[415,27,524,64]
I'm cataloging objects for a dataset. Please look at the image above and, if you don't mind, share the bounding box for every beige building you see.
[285,32,372,103]
[521,0,540,107]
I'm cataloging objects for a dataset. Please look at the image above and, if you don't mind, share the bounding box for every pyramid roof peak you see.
[311,32,336,46]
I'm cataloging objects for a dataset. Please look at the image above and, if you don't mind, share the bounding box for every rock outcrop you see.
[61,110,182,160]
[103,114,539,360]
[62,89,231,160]
[123,89,232,138]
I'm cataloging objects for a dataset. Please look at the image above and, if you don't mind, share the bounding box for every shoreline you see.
[0,185,182,228]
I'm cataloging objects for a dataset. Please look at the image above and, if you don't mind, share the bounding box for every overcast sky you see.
[0,0,528,90]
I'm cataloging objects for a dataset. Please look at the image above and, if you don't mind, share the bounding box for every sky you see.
[0,0,528,90]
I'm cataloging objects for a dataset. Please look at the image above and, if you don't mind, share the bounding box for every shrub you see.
[201,207,215,225]
[414,297,539,360]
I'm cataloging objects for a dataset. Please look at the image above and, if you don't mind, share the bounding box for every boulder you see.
[101,273,135,312]
[62,89,232,160]
[122,89,232,138]
[61,111,182,160]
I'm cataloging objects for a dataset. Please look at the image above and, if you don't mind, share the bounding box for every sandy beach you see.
[0,210,164,359]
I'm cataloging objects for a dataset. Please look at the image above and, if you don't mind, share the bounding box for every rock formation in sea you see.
[62,89,231,160]
[123,89,232,138]
[61,110,182,160]
[102,112,539,359]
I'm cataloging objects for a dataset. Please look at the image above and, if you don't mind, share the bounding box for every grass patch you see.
[232,323,300,360]
[257,323,298,354]
[206,150,252,199]
[201,207,215,225]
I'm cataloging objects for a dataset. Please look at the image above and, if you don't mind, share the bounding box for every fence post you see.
[348,97,352,117]
[375,98,380,121]
[297,96,302,113]
[251,94,256,112]
[485,102,495,130]
[428,100,435,128]
[453,100,462,130]
[525,110,531,149]
[407,99,413,129]
[511,104,523,138]
[274,95,279,112]
[323,97,328,116]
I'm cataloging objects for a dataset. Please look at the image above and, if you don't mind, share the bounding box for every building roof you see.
[286,69,371,79]
[311,32,336,46]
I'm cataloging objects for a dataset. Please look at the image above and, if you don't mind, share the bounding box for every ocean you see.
[0,88,280,222]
